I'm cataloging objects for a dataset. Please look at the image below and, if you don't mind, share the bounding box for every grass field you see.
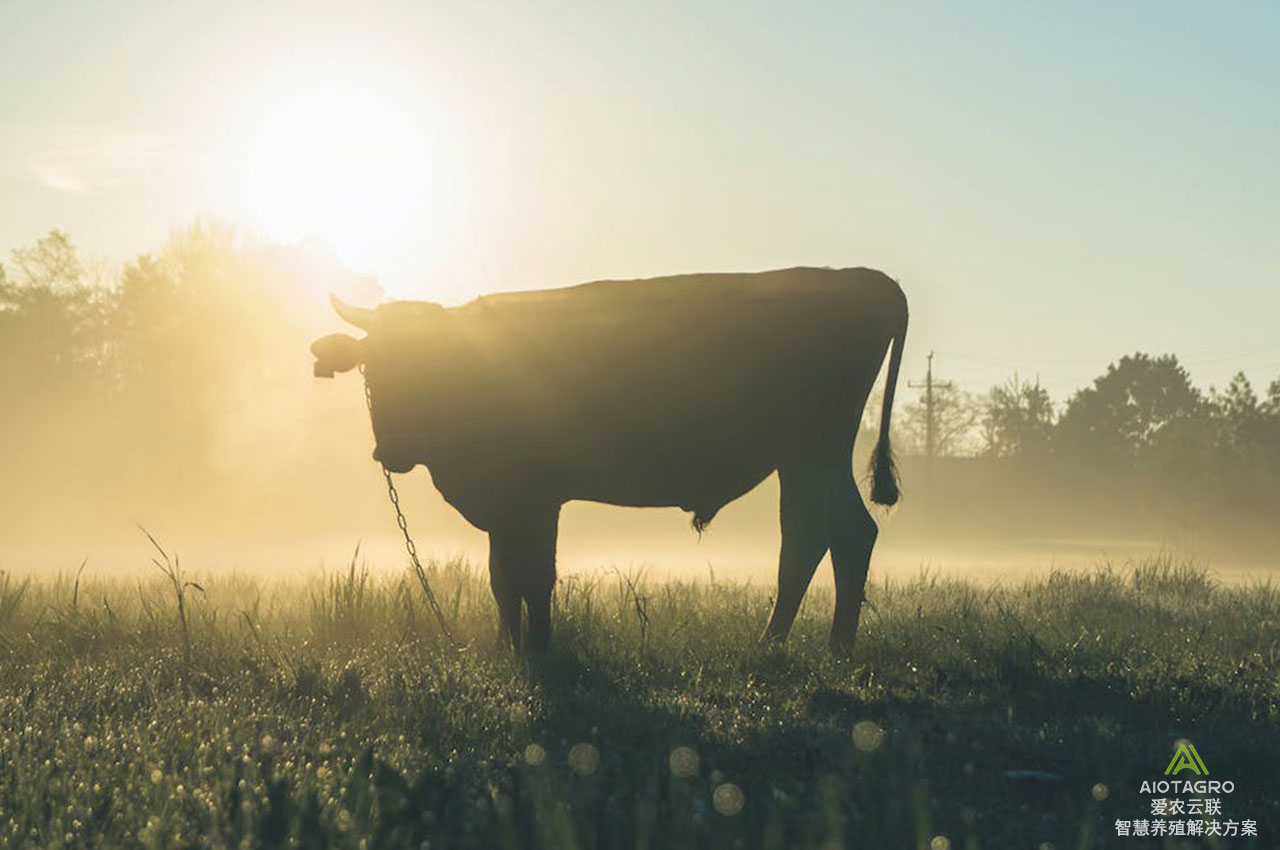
[0,552,1276,849]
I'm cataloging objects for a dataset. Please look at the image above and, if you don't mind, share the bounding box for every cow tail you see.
[869,298,908,506]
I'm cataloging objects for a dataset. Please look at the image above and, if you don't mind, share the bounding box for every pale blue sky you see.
[2,0,1278,401]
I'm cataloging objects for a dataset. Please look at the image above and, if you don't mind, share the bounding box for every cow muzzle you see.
[372,439,420,474]
[311,334,364,378]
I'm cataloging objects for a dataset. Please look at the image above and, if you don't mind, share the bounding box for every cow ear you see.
[311,333,364,378]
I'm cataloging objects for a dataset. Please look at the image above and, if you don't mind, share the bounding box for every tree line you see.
[0,225,374,537]
[892,356,1280,544]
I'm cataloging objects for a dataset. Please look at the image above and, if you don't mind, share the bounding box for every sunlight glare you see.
[232,83,440,275]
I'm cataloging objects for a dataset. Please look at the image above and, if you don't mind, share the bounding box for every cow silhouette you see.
[312,267,908,652]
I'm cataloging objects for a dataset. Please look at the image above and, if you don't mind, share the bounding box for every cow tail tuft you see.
[691,508,717,535]
[869,298,908,507]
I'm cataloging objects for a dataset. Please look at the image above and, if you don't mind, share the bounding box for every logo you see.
[1165,742,1208,776]
[1117,743,1256,839]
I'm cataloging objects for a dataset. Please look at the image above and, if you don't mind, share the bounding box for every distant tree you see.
[1203,372,1279,507]
[1265,378,1280,417]
[980,374,1054,459]
[0,230,108,381]
[1055,353,1200,467]
[113,253,180,386]
[1212,372,1262,435]
[900,384,980,457]
[9,229,83,293]
[1263,375,1280,485]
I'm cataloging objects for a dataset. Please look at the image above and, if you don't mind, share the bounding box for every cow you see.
[311,266,908,653]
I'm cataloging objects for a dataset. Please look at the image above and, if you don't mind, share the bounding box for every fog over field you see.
[2,223,1279,596]
[4,4,1280,591]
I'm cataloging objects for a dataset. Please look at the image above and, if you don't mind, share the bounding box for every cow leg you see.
[521,504,560,653]
[488,503,560,654]
[761,464,832,642]
[487,539,524,652]
[828,469,878,652]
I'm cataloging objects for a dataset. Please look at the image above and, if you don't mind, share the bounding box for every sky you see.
[2,0,1279,402]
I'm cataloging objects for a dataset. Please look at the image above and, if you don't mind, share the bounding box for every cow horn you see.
[331,294,376,331]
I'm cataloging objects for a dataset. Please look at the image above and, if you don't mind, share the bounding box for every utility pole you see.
[908,351,954,485]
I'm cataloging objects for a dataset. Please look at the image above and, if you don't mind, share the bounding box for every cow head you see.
[311,294,372,378]
[312,295,447,473]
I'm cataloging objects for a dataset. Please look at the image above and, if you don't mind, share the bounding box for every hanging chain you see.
[362,367,458,648]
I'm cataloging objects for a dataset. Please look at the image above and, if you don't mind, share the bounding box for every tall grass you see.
[0,554,1275,848]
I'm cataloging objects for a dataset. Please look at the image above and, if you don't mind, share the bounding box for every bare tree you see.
[900,383,981,457]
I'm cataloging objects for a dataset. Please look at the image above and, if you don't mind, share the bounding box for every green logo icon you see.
[1165,742,1208,776]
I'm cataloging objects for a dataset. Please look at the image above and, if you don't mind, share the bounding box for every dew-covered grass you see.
[0,553,1277,848]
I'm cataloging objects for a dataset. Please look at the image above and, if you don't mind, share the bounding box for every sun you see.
[230,82,440,276]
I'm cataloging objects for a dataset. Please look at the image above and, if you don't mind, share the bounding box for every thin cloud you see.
[19,126,190,194]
